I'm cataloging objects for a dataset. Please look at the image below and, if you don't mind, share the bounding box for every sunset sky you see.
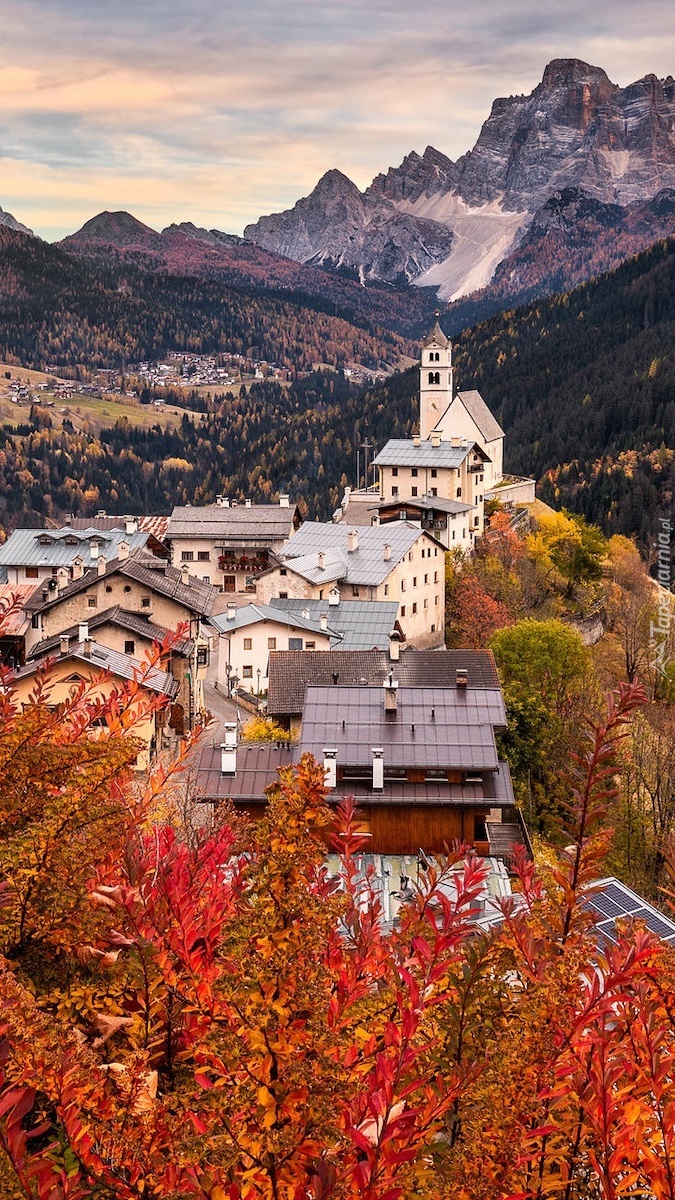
[2,0,674,241]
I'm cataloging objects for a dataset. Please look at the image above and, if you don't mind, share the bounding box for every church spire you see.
[419,312,452,441]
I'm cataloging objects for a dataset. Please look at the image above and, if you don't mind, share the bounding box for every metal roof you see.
[269,599,400,650]
[298,685,502,771]
[66,515,170,539]
[584,877,675,948]
[210,603,336,638]
[192,742,294,801]
[421,317,449,349]
[373,495,475,516]
[329,761,514,807]
[456,390,504,444]
[26,550,219,617]
[29,606,193,660]
[14,639,179,697]
[0,527,150,569]
[277,522,437,588]
[373,439,489,469]
[267,648,502,716]
[168,504,298,544]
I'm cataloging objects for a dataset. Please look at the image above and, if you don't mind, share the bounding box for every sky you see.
[1,0,674,241]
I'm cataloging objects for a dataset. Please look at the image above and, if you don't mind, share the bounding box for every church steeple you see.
[419,312,453,441]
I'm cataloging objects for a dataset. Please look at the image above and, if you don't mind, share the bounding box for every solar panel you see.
[586,878,675,948]
[636,910,675,938]
[587,894,625,919]
[599,882,642,912]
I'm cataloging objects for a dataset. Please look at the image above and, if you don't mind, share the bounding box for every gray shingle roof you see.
[373,495,475,516]
[421,317,449,349]
[267,648,502,716]
[0,527,150,569]
[192,742,294,802]
[210,603,336,638]
[269,599,401,650]
[29,606,193,660]
[373,439,489,469]
[168,504,299,544]
[277,522,437,588]
[26,550,219,617]
[298,685,502,771]
[456,391,504,443]
[15,639,179,697]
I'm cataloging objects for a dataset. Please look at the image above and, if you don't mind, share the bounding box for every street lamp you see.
[256,667,261,697]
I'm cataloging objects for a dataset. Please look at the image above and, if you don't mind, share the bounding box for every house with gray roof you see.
[269,598,401,652]
[166,496,301,597]
[255,522,445,649]
[209,602,335,694]
[0,526,154,587]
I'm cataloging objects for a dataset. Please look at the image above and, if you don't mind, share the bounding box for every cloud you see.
[0,0,674,239]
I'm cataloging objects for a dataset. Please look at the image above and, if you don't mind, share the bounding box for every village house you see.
[255,522,445,649]
[370,493,477,553]
[268,598,401,651]
[9,637,178,770]
[210,602,335,695]
[0,525,159,588]
[166,496,302,595]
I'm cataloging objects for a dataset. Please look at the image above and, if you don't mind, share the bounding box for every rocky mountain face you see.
[246,60,675,301]
[0,206,33,236]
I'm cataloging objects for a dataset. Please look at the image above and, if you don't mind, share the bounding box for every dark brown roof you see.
[26,550,218,617]
[332,761,514,807]
[29,605,193,659]
[192,742,294,801]
[267,648,501,716]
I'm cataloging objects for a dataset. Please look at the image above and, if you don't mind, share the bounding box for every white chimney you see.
[372,748,384,792]
[383,672,399,714]
[383,542,391,562]
[216,495,229,507]
[72,556,85,580]
[245,498,252,508]
[320,613,328,632]
[97,555,106,577]
[328,588,340,606]
[89,540,100,560]
[347,529,358,553]
[118,539,130,561]
[388,630,401,662]
[431,432,441,449]
[279,493,290,508]
[181,563,190,584]
[125,518,138,535]
[56,567,69,593]
[318,550,326,570]
[59,634,70,655]
[413,434,421,447]
[226,602,237,621]
[451,436,462,448]
[323,748,337,790]
[301,607,310,620]
[220,722,238,776]
[78,622,89,643]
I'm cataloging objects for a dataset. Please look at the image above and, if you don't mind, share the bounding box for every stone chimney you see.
[226,602,237,621]
[347,529,358,553]
[431,432,441,449]
[388,630,401,662]
[328,588,340,606]
[72,556,85,580]
[413,434,421,447]
[117,539,130,562]
[383,671,399,715]
[56,567,69,593]
[318,550,326,570]
[59,634,70,655]
[125,517,138,535]
[323,748,337,790]
[279,493,290,508]
[456,667,468,688]
[383,542,391,562]
[97,555,106,577]
[180,563,190,585]
[83,637,92,658]
[319,613,328,632]
[220,722,237,776]
[372,747,384,791]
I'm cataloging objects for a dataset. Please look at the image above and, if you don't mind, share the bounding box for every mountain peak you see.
[64,210,162,249]
[0,205,33,236]
[540,58,615,90]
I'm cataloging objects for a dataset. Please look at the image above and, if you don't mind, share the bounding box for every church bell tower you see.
[419,313,453,441]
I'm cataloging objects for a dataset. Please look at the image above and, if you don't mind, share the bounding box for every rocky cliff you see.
[0,206,33,236]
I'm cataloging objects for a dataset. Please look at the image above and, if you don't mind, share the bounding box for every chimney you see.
[301,606,310,620]
[89,540,100,560]
[72,556,85,580]
[279,493,290,508]
[319,613,328,632]
[383,671,399,715]
[117,539,130,561]
[383,542,391,562]
[97,555,106,577]
[328,588,340,606]
[388,630,401,662]
[431,432,441,449]
[59,634,70,655]
[456,667,468,688]
[78,622,89,643]
[413,434,421,447]
[347,529,358,553]
[244,497,252,508]
[83,637,92,658]
[181,563,190,584]
[216,495,229,507]
[451,436,461,448]
[125,518,137,535]
[220,722,237,776]
[318,550,326,570]
[56,566,69,593]
[226,602,237,621]
[372,748,384,791]
[323,748,337,789]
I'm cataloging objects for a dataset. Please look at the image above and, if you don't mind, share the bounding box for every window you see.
[280,568,287,576]
[435,595,439,605]
[424,598,428,609]
[124,640,135,655]
[141,597,150,608]
[31,614,40,629]
[181,551,194,561]
[400,605,406,617]
[452,530,456,540]
[428,371,440,385]
[412,602,417,614]
[279,591,288,599]
[288,637,302,650]
[408,552,413,562]
[352,586,359,597]
[434,571,438,582]
[223,575,235,592]
[268,637,277,649]
[411,487,418,498]
[431,623,436,632]
[392,486,398,498]
[463,528,466,539]
[430,487,437,497]
[412,576,417,587]
[318,590,323,600]
[242,665,253,679]
[105,585,113,594]
[400,580,405,592]
[384,584,389,596]
[243,637,252,650]
[474,516,480,527]
[479,474,484,482]
[197,646,209,667]
[411,468,418,477]
[197,551,210,562]
[434,548,438,556]
[392,467,398,477]
[456,487,462,498]
[424,573,428,584]
[203,575,210,584]
[399,510,407,520]
[431,468,437,478]
[87,596,96,608]
[305,641,316,650]
[25,566,39,579]
[124,585,131,593]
